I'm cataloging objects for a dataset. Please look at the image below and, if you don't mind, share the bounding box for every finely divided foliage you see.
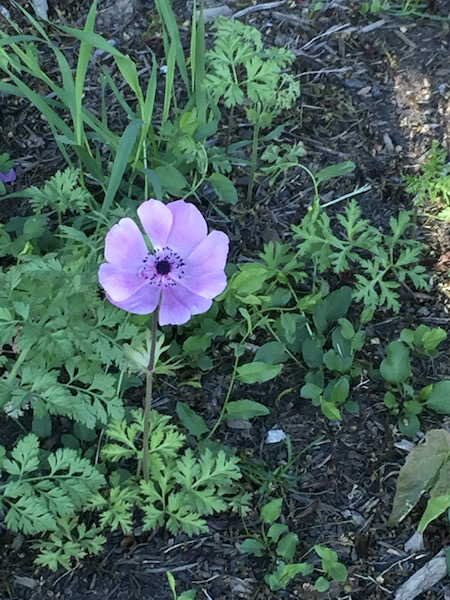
[0,0,446,593]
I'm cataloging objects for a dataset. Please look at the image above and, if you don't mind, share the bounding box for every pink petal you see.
[106,283,161,315]
[166,200,208,257]
[175,231,229,298]
[138,199,173,250]
[159,284,212,326]
[99,263,147,302]
[104,218,148,270]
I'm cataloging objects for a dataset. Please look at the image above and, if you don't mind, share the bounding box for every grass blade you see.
[154,0,190,93]
[101,119,142,216]
[75,0,98,147]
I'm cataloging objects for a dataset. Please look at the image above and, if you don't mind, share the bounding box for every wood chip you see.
[394,549,447,600]
[231,0,286,19]
[394,29,416,49]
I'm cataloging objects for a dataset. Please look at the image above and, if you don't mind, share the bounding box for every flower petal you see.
[106,283,161,315]
[0,168,16,183]
[165,200,208,257]
[138,199,173,249]
[99,263,147,302]
[104,218,148,270]
[159,284,212,326]
[174,230,229,298]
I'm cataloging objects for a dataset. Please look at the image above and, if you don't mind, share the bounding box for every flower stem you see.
[247,121,261,204]
[142,307,159,482]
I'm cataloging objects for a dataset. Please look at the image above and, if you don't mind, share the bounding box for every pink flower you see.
[98,199,229,326]
[0,168,16,183]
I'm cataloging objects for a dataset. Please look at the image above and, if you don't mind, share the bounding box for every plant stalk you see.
[142,306,159,482]
[247,121,261,204]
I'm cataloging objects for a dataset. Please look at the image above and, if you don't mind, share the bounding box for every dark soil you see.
[1,0,450,599]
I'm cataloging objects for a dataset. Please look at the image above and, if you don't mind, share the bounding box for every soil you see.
[1,0,450,599]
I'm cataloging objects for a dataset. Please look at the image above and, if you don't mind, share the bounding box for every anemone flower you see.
[0,168,16,183]
[98,199,229,326]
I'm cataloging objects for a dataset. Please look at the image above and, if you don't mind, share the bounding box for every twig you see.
[232,0,286,19]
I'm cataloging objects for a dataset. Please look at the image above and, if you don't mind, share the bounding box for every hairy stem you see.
[142,307,159,482]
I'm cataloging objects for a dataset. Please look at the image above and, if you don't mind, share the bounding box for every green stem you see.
[247,121,261,204]
[206,348,241,440]
[142,307,159,482]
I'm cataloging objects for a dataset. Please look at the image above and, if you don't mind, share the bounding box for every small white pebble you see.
[266,429,286,444]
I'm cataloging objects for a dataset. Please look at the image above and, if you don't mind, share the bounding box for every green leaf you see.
[380,341,411,384]
[330,378,350,406]
[261,498,283,523]
[302,338,323,368]
[178,592,197,600]
[313,287,352,333]
[316,161,355,185]
[300,383,322,401]
[101,119,142,216]
[207,173,238,205]
[315,577,330,592]
[321,401,342,421]
[276,532,298,560]
[239,538,265,556]
[418,494,450,533]
[426,381,450,415]
[329,562,348,582]
[398,414,420,437]
[388,429,450,526]
[384,391,398,409]
[265,561,313,591]
[422,328,446,353]
[255,341,288,364]
[237,362,282,384]
[176,402,208,438]
[224,400,270,420]
[153,165,188,196]
[267,523,288,543]
[32,412,52,438]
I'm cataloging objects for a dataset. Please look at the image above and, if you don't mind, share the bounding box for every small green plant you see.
[33,517,106,571]
[90,410,248,536]
[0,434,105,534]
[405,141,450,221]
[377,326,449,436]
[361,0,391,13]
[389,429,450,533]
[293,199,430,314]
[313,545,348,593]
[167,572,197,600]
[239,497,313,591]
[205,17,300,202]
[239,498,348,591]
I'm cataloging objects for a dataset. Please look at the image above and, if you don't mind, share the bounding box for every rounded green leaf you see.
[426,381,450,415]
[237,362,282,384]
[380,341,411,384]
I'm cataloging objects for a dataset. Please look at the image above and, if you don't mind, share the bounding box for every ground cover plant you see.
[1,0,450,599]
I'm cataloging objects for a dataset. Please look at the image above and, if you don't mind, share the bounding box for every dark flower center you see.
[156,259,171,275]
